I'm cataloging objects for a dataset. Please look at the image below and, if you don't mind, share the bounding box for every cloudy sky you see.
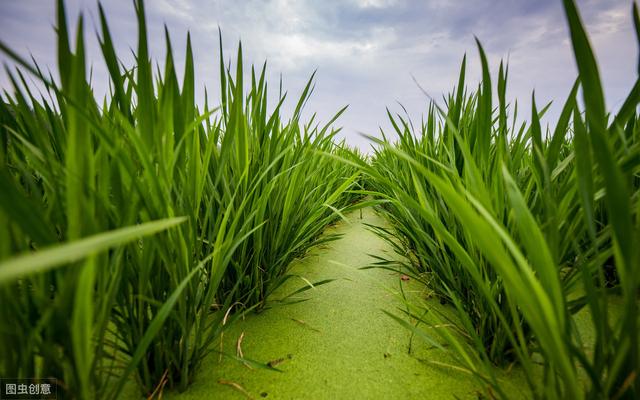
[0,0,637,150]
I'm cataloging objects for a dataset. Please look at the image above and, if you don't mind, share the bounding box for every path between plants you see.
[156,208,527,399]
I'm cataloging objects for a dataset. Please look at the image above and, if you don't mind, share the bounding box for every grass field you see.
[0,0,638,398]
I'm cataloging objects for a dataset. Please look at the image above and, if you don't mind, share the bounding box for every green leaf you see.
[0,217,186,284]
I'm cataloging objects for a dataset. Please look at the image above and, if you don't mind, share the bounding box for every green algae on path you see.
[154,208,529,399]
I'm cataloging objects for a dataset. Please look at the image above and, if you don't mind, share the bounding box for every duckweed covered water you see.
[133,208,531,399]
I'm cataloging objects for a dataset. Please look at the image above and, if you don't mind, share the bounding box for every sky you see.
[0,0,637,151]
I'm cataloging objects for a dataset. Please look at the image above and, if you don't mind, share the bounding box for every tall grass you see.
[0,0,360,398]
[367,0,640,398]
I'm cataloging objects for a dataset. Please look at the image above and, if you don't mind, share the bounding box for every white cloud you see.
[354,0,399,9]
[0,0,637,150]
[156,0,194,21]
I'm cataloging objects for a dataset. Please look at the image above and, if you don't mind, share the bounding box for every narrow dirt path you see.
[163,208,526,399]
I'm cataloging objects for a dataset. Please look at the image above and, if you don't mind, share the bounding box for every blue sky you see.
[0,0,636,150]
